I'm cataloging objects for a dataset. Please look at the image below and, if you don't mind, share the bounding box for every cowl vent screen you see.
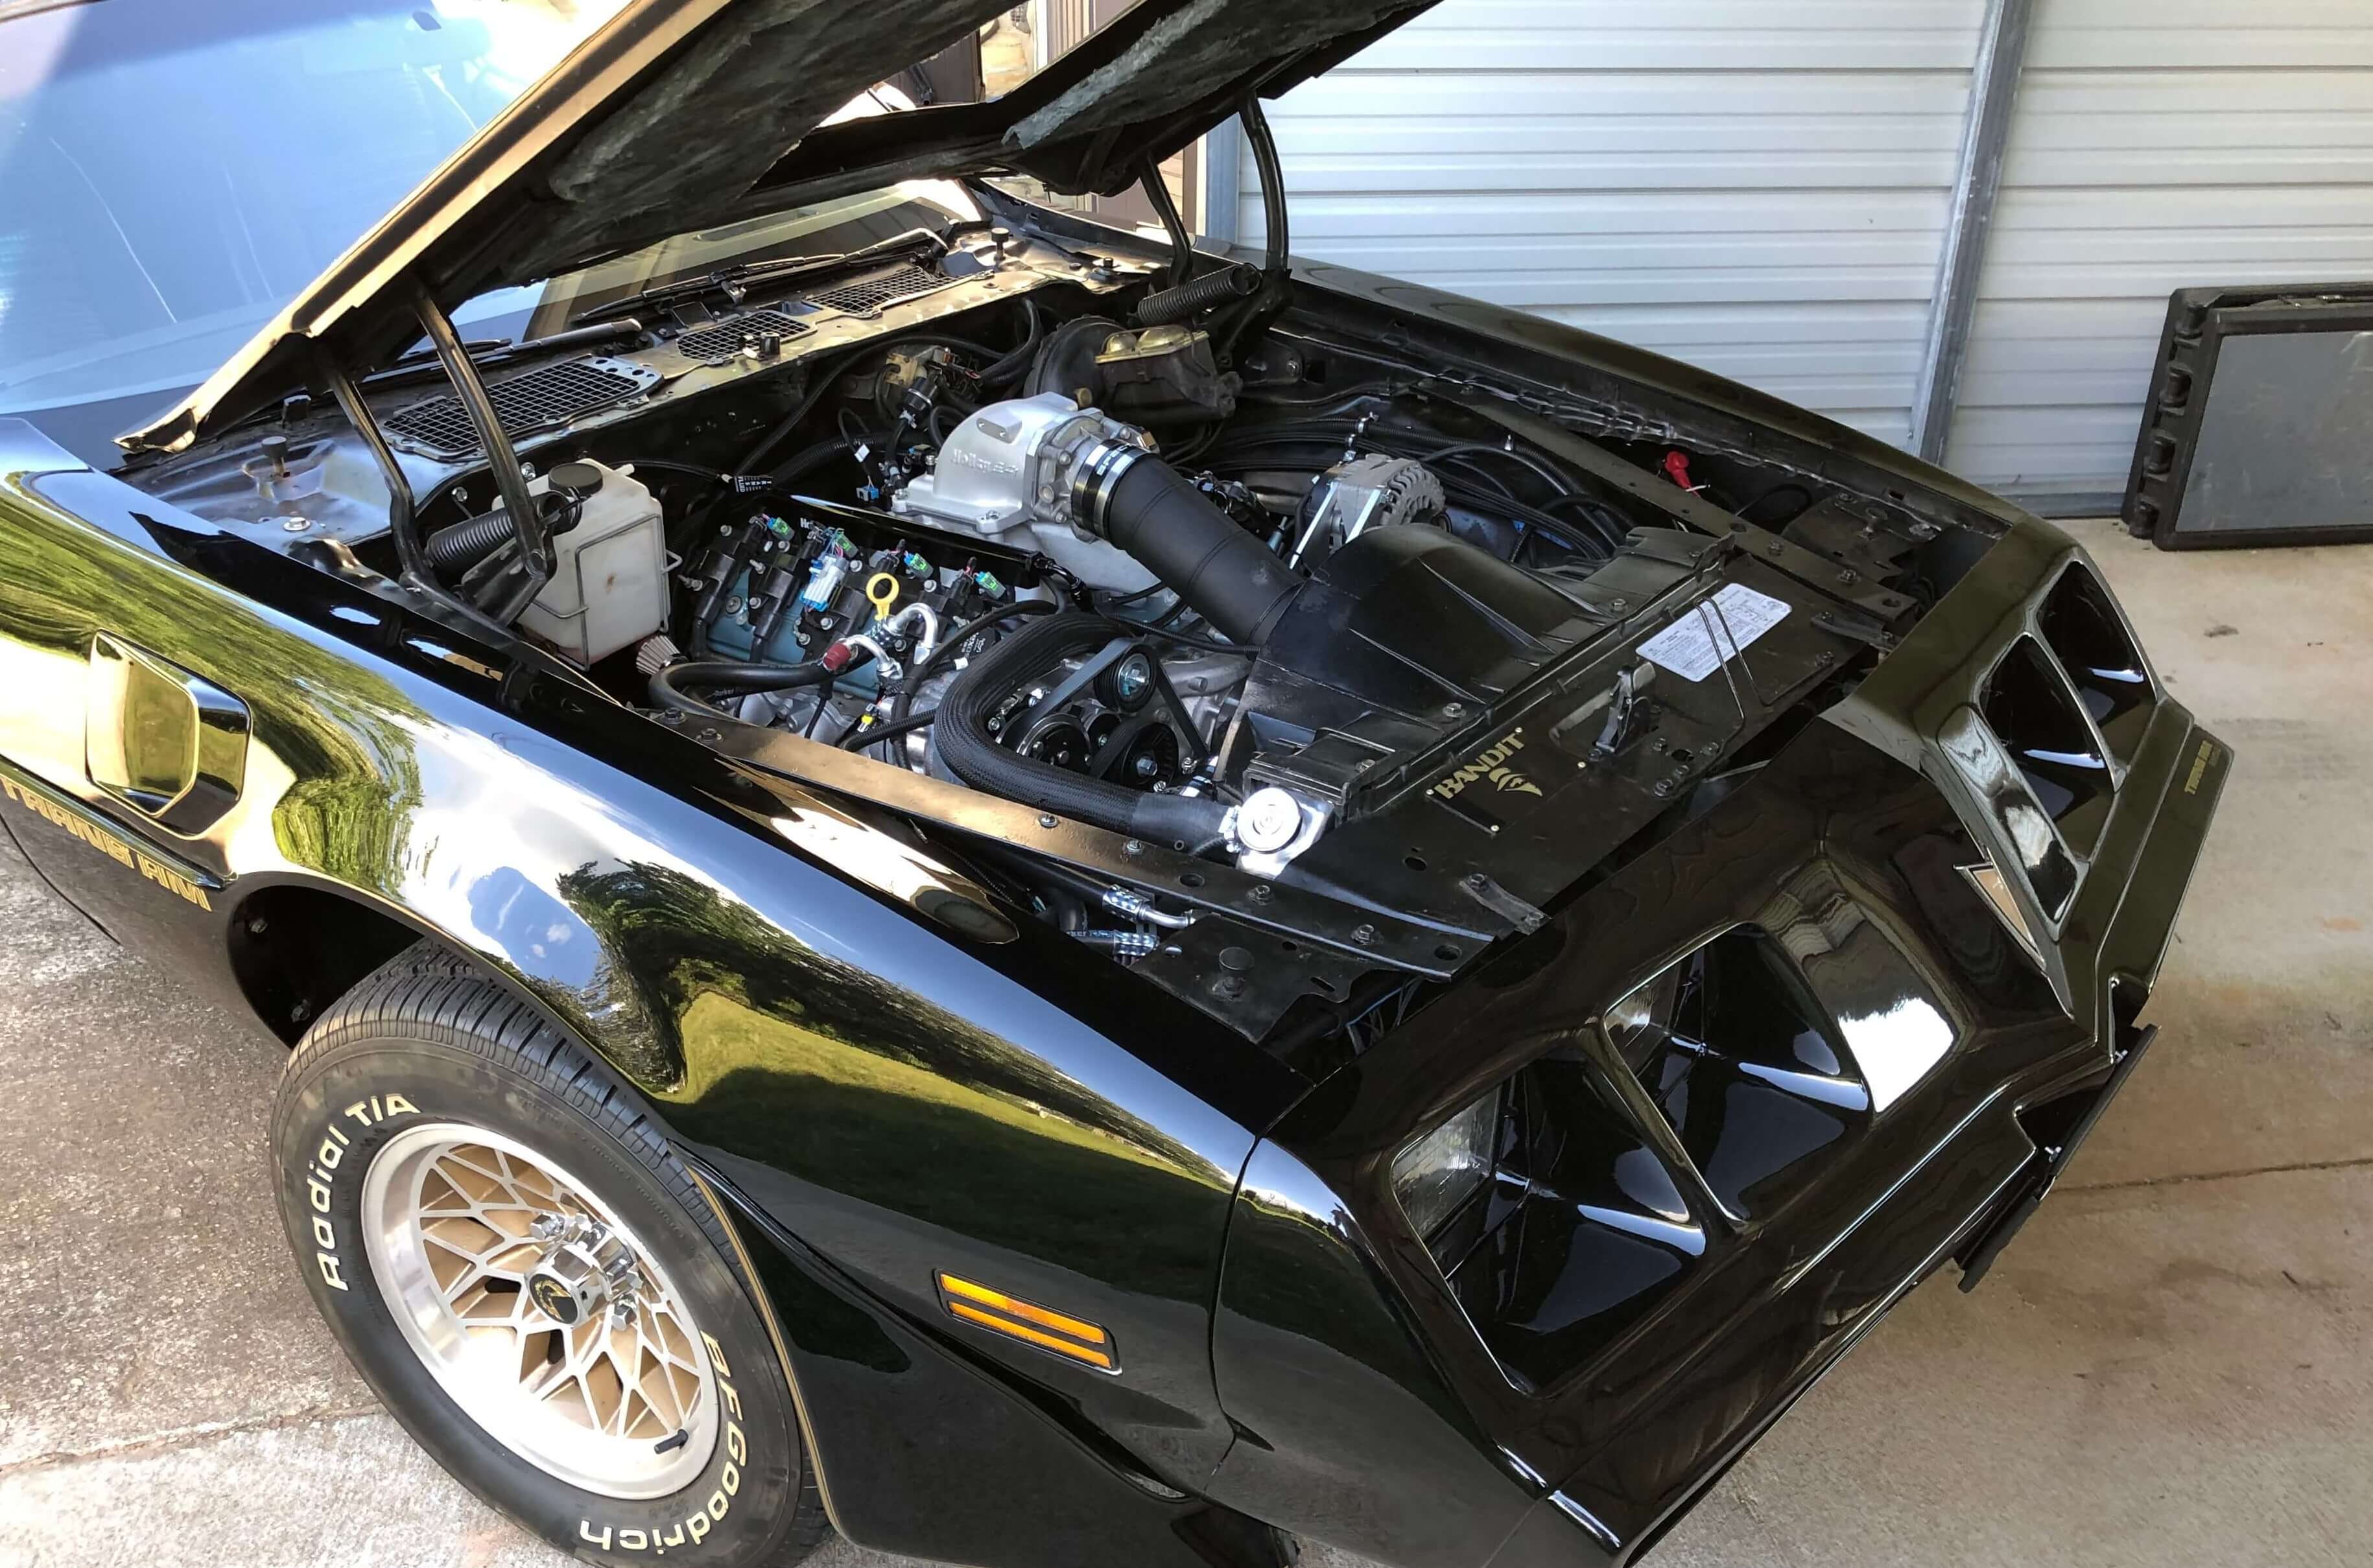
[673,309,814,362]
[383,357,658,458]
[802,263,955,316]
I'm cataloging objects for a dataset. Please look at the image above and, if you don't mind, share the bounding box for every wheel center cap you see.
[527,1271,585,1325]
[525,1213,642,1328]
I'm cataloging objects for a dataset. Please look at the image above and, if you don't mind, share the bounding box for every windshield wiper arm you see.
[363,319,645,389]
[570,226,949,327]
[386,336,510,370]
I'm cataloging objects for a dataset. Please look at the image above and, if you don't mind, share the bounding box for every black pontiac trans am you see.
[0,3,2227,1565]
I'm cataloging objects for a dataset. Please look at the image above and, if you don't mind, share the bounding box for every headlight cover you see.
[1390,1086,1504,1246]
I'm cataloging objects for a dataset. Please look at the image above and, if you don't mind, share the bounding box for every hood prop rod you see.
[1211,97,1293,367]
[411,279,553,623]
[316,345,429,590]
[1137,152,1197,290]
[316,343,516,644]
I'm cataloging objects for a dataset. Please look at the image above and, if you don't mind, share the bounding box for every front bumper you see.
[1957,1008,2157,1294]
[1203,521,2228,1568]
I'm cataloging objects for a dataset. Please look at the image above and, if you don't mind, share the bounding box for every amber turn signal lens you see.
[935,1272,1116,1372]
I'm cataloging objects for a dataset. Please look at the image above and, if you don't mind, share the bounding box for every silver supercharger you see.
[888,393,1162,592]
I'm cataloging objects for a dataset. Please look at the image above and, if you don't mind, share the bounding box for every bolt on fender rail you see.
[688,710,1505,978]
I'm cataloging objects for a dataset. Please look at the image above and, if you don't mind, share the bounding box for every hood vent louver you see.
[382,355,659,459]
[1948,561,2160,929]
[2035,563,2155,765]
[1980,636,2112,855]
[1974,561,2160,865]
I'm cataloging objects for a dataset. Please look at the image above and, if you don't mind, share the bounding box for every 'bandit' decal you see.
[1432,729,1543,802]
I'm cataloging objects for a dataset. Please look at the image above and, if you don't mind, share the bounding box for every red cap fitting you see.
[820,641,854,674]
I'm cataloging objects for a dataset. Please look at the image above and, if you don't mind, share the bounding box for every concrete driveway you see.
[3,520,2367,1568]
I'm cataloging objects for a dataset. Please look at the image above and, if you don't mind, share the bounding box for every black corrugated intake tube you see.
[1090,453,1302,645]
[648,659,836,718]
[937,613,1234,852]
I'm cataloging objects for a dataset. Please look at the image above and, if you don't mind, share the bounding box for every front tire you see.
[270,944,827,1565]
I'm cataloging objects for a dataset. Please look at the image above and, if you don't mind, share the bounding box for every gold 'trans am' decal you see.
[1431,727,1544,802]
[0,770,215,909]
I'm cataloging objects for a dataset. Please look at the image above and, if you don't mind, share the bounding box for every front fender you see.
[0,438,1277,1564]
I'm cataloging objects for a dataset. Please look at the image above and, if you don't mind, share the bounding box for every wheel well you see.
[227,884,423,1043]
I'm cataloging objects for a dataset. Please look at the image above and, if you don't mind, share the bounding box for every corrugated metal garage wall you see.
[1943,0,2373,505]
[1229,0,2373,508]
[1235,1,1986,451]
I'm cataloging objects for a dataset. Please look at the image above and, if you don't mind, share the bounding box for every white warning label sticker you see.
[1636,584,1793,682]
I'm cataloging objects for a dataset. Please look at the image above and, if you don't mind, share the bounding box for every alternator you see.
[1287,453,1446,568]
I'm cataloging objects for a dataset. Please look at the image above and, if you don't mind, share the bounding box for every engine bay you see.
[127,204,1990,1054]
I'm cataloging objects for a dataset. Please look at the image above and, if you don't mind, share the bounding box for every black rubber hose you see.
[801,677,837,738]
[768,435,860,486]
[421,508,520,574]
[1135,264,1259,327]
[891,599,1059,723]
[937,613,1233,851]
[737,352,862,473]
[740,312,1046,470]
[887,332,1009,361]
[838,709,938,753]
[1094,456,1301,644]
[614,458,734,487]
[980,298,1043,387]
[648,659,835,718]
[1096,614,1245,655]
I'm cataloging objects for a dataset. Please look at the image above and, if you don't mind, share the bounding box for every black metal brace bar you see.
[412,279,553,622]
[686,708,1505,977]
[1455,395,1918,623]
[316,344,525,645]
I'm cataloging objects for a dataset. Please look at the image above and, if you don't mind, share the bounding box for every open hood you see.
[123,0,1437,456]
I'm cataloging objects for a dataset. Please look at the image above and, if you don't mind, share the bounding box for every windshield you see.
[504,182,984,340]
[0,0,626,423]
